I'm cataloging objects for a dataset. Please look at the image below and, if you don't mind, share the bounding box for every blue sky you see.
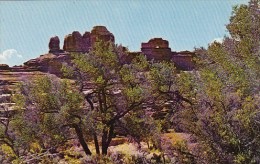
[0,0,248,66]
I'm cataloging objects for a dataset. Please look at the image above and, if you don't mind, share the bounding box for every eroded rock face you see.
[141,38,172,61]
[24,53,71,77]
[83,31,91,51]
[140,38,194,70]
[90,26,115,46]
[63,26,114,53]
[172,51,195,71]
[63,31,90,52]
[142,38,169,49]
[49,36,63,54]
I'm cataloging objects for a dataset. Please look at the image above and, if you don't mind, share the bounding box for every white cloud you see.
[0,49,23,64]
[211,37,224,44]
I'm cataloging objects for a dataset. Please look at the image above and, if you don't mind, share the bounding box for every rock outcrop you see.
[63,31,90,52]
[141,38,172,61]
[138,38,194,70]
[0,64,10,70]
[63,26,114,53]
[90,26,115,45]
[49,36,63,54]
[24,53,71,77]
[172,51,195,71]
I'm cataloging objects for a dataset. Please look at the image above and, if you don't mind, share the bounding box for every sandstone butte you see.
[0,26,195,95]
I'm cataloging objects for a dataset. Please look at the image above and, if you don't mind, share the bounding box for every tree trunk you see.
[101,124,114,155]
[93,132,100,154]
[101,128,108,155]
[102,143,109,155]
[73,124,92,155]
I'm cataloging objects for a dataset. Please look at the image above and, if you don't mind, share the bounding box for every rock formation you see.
[0,64,10,70]
[49,36,63,54]
[141,38,172,61]
[172,51,195,71]
[63,31,89,52]
[22,25,195,79]
[138,38,194,70]
[90,26,114,45]
[24,53,71,77]
[63,26,114,53]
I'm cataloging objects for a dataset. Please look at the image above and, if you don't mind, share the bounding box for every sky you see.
[0,0,248,66]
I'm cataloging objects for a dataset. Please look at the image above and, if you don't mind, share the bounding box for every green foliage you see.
[228,4,251,40]
[150,61,176,92]
[61,64,74,78]
[10,75,85,159]
[183,1,260,163]
[120,66,136,84]
[131,54,150,71]
[123,110,162,149]
[177,71,196,100]
[124,86,143,103]
[0,144,17,159]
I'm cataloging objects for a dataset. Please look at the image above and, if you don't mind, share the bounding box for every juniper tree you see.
[63,41,154,155]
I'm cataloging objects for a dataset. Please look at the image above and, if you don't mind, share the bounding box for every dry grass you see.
[162,132,190,145]
[0,72,46,85]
